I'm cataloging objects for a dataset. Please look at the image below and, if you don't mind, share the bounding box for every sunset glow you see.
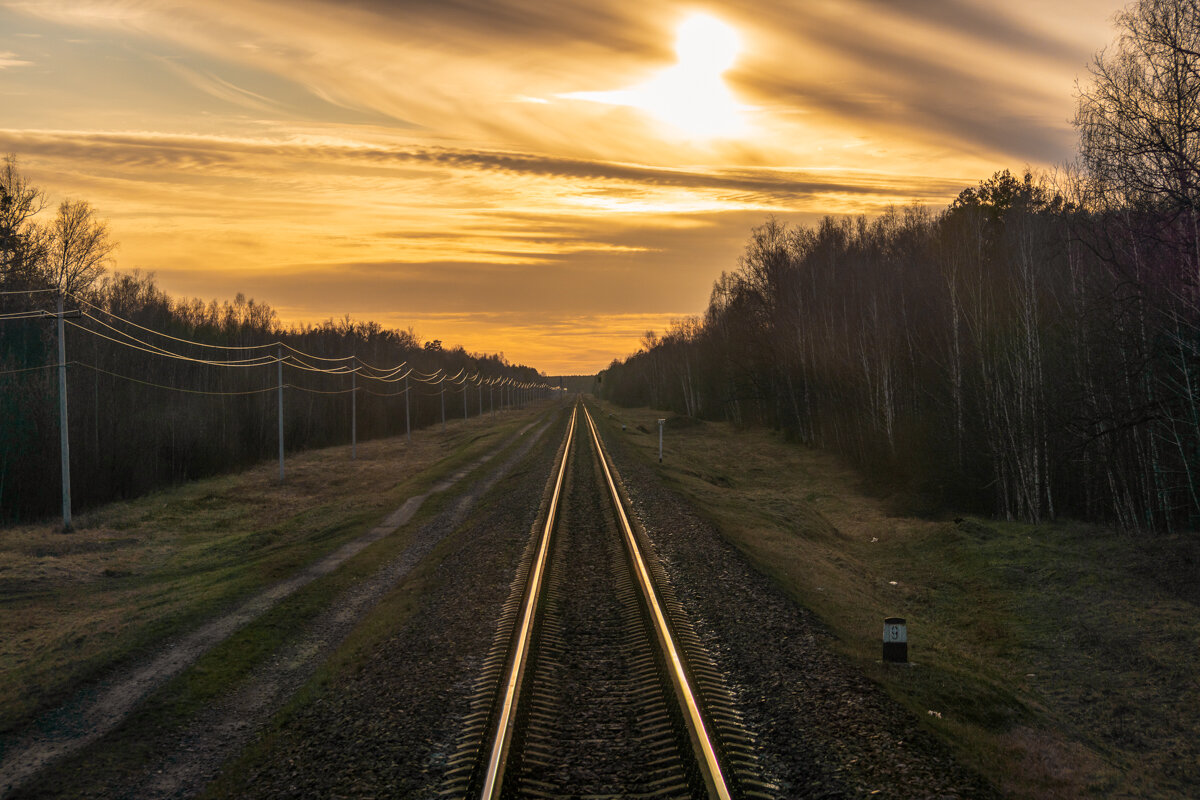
[565,13,748,138]
[0,0,1127,373]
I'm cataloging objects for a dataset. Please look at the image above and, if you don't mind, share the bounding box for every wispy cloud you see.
[0,50,31,68]
[152,57,281,113]
[0,128,965,201]
[5,0,1120,167]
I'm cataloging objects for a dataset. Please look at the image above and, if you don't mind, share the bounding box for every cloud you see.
[5,0,1120,168]
[0,128,965,202]
[848,0,1083,63]
[0,51,32,68]
[152,56,282,113]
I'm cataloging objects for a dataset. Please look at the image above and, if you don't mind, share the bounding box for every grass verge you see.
[0,406,548,738]
[592,399,1200,800]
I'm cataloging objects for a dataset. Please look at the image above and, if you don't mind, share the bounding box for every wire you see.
[280,355,355,375]
[71,361,279,396]
[411,370,445,384]
[0,362,61,376]
[73,295,410,374]
[356,355,408,373]
[355,366,413,384]
[82,311,278,366]
[72,295,282,352]
[280,341,354,362]
[0,310,52,321]
[360,386,411,397]
[285,384,357,396]
[0,288,57,295]
[67,319,279,368]
[17,298,551,399]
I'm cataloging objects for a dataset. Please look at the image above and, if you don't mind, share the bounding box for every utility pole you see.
[2,295,80,531]
[57,293,72,532]
[463,380,468,421]
[440,375,446,432]
[351,356,357,460]
[277,345,285,483]
[405,373,411,443]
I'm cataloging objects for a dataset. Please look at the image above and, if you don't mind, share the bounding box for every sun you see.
[674,13,741,76]
[561,12,749,140]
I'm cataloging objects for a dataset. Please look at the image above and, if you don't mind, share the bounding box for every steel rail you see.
[581,403,734,800]
[479,405,577,799]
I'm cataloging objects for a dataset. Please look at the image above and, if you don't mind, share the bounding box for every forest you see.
[599,0,1200,532]
[0,162,548,522]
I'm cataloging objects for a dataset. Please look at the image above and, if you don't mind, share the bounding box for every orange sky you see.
[0,0,1125,374]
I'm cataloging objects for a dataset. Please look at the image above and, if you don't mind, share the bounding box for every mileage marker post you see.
[883,617,907,663]
[657,418,666,463]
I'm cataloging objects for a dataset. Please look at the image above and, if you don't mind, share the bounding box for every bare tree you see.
[0,154,47,285]
[1075,0,1200,212]
[44,199,114,295]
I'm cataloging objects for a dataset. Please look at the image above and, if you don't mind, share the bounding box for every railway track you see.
[439,401,772,799]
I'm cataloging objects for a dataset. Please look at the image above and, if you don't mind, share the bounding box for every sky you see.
[0,0,1127,374]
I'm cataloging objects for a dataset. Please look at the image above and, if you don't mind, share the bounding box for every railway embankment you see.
[592,399,1200,799]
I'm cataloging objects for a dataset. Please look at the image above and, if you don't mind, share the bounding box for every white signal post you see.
[657,418,666,463]
[883,617,908,663]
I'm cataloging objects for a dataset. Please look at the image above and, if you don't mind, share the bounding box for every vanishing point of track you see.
[439,400,771,799]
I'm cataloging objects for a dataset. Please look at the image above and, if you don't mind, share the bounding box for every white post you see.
[657,418,666,463]
[277,345,285,483]
[405,374,411,443]
[883,618,908,663]
[57,293,72,531]
[351,356,357,460]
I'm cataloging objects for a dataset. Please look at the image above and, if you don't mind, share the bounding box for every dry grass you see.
[0,408,541,735]
[594,400,1200,799]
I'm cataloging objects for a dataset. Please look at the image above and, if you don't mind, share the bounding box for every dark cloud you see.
[849,0,1086,64]
[318,0,664,55]
[744,72,1076,165]
[0,129,965,201]
[729,0,1092,164]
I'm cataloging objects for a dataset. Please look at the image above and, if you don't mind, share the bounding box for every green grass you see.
[591,399,1200,799]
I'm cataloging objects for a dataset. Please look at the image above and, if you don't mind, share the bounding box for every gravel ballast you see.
[588,403,997,799]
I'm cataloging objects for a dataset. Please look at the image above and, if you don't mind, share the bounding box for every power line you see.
[360,386,411,397]
[0,362,61,377]
[70,361,279,396]
[0,310,53,321]
[72,295,282,352]
[67,318,279,368]
[0,287,57,296]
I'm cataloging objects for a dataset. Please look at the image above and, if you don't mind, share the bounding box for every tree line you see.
[1,159,545,522]
[599,0,1200,532]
